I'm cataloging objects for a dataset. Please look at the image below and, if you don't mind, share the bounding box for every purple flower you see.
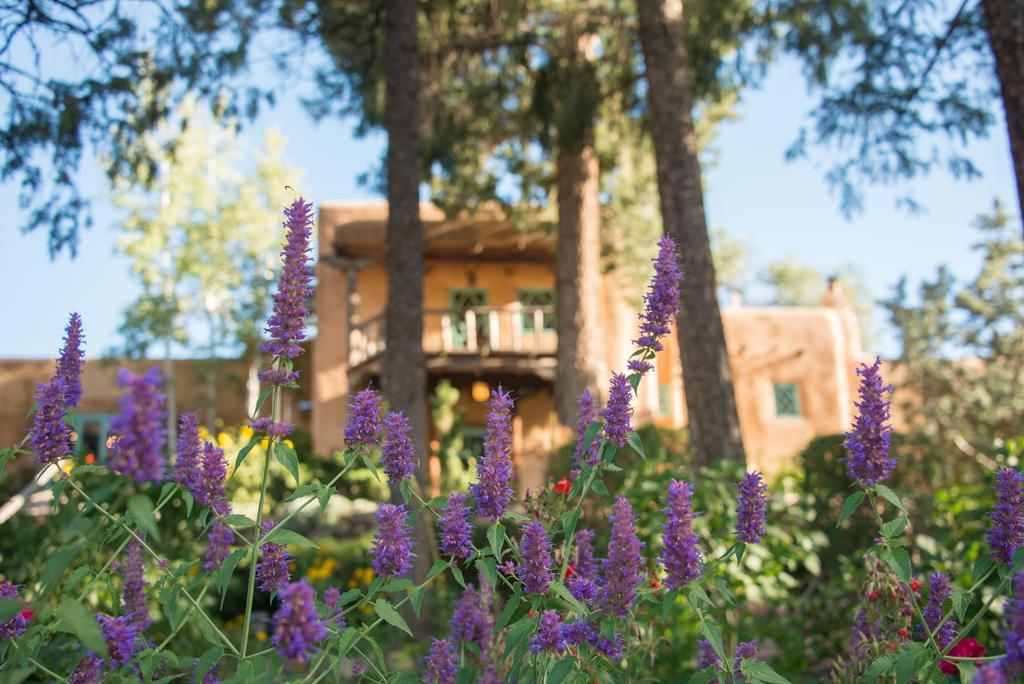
[530,610,565,653]
[575,529,598,581]
[425,638,458,684]
[697,638,720,669]
[261,198,314,359]
[843,357,895,486]
[974,665,1009,683]
[98,614,139,669]
[371,504,414,578]
[572,389,602,477]
[1002,570,1024,676]
[599,496,644,615]
[381,411,418,483]
[0,580,26,641]
[248,418,293,439]
[343,389,384,450]
[108,367,166,483]
[195,442,229,516]
[70,653,102,683]
[601,373,633,449]
[30,377,71,464]
[660,480,703,590]
[258,367,300,386]
[120,539,149,630]
[851,611,872,661]
[567,576,598,603]
[627,358,653,375]
[175,412,202,493]
[924,571,956,649]
[272,579,326,663]
[203,522,233,573]
[733,640,758,681]
[324,586,341,610]
[519,520,554,595]
[450,584,493,653]
[634,236,682,354]
[57,312,85,407]
[735,471,767,544]
[470,387,515,521]
[437,492,473,559]
[257,520,292,592]
[989,467,1024,566]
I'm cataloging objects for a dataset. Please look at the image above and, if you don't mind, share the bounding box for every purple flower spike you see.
[989,467,1024,566]
[30,376,71,464]
[599,496,644,616]
[634,236,683,354]
[256,520,292,592]
[601,373,633,449]
[258,367,299,386]
[381,411,418,483]
[697,638,720,669]
[575,529,598,581]
[437,492,473,559]
[450,584,493,653]
[120,539,149,631]
[272,579,326,663]
[57,312,85,407]
[974,664,1009,683]
[567,576,598,604]
[98,614,140,670]
[843,357,895,486]
[924,571,956,649]
[1004,569,1024,677]
[343,389,384,450]
[572,389,602,477]
[261,198,314,359]
[733,640,758,681]
[70,653,102,683]
[324,586,341,610]
[735,471,767,544]
[660,480,703,590]
[530,610,565,654]
[470,387,515,521]
[425,638,458,684]
[0,580,26,641]
[371,504,414,578]
[519,520,554,595]
[108,367,167,483]
[174,412,202,492]
[203,522,233,573]
[196,441,229,516]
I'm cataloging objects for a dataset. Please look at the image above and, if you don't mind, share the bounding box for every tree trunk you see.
[980,0,1024,236]
[636,0,746,465]
[554,29,604,426]
[383,0,434,633]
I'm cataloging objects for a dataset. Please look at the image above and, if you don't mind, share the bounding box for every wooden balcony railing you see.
[349,305,556,369]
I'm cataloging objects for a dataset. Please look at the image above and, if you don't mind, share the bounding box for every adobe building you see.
[311,202,874,492]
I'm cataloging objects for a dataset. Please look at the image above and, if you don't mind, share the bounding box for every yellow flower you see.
[256,630,268,642]
[284,439,294,449]
[240,425,254,440]
[217,432,228,448]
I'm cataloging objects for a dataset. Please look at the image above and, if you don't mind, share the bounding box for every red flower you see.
[651,579,662,589]
[564,564,576,579]
[554,477,572,495]
[19,608,33,621]
[939,637,985,674]
[910,578,922,592]
[897,628,909,640]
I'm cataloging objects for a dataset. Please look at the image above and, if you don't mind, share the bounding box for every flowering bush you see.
[1,199,1023,683]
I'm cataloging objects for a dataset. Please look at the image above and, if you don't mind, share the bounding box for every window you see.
[517,288,556,332]
[658,383,672,418]
[449,288,489,349]
[74,414,111,462]
[773,382,801,418]
[460,427,487,462]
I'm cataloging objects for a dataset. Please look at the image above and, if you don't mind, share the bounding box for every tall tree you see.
[382,0,434,622]
[637,0,746,464]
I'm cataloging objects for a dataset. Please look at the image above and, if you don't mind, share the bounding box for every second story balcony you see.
[348,304,557,379]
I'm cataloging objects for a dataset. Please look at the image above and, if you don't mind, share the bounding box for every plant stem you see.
[240,378,281,658]
[10,640,67,683]
[156,579,213,652]
[259,453,358,540]
[920,575,1011,681]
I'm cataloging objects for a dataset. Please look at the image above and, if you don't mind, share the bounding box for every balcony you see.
[348,305,557,380]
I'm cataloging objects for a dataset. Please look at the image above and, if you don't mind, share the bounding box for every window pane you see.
[773,383,801,417]
[518,288,556,332]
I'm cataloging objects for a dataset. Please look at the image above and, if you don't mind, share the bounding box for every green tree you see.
[113,97,298,445]
[883,199,1024,462]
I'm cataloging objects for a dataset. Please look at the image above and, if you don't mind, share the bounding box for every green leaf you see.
[882,514,908,539]
[560,510,579,543]
[40,547,76,597]
[318,484,333,513]
[688,584,713,610]
[128,493,161,542]
[495,594,522,632]
[739,659,792,684]
[196,609,223,647]
[283,483,318,502]
[952,590,970,621]
[217,550,247,607]
[592,478,608,496]
[336,588,362,608]
[860,654,895,681]
[957,662,979,682]
[874,484,907,513]
[714,577,737,606]
[382,579,413,593]
[837,491,866,527]
[488,522,505,559]
[477,557,498,590]
[374,598,412,637]
[698,621,725,665]
[552,582,585,614]
[410,585,425,617]
[360,454,380,483]
[264,527,318,549]
[0,448,14,481]
[686,671,720,684]
[400,478,412,503]
[194,646,223,683]
[232,435,260,474]
[427,560,448,581]
[58,601,108,658]
[548,657,574,684]
[972,556,996,585]
[451,565,466,588]
[252,387,273,417]
[505,617,538,657]
[894,642,926,684]
[0,598,22,622]
[882,548,912,582]
[226,514,256,529]
[2,668,33,684]
[274,442,300,485]
[627,431,647,460]
[337,627,360,658]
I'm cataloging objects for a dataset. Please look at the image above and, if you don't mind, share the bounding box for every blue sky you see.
[0,57,1016,359]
